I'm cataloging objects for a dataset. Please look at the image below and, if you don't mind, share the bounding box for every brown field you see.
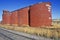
[0,23,60,38]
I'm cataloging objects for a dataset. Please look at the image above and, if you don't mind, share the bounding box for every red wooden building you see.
[29,2,52,27]
[2,2,52,27]
[2,10,10,25]
[18,7,29,26]
[10,11,18,26]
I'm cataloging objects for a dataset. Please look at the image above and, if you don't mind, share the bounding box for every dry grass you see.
[0,24,60,38]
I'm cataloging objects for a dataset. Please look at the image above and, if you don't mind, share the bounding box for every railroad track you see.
[0,28,35,40]
[0,27,53,40]
[0,33,13,40]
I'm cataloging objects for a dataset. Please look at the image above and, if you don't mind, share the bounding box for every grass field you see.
[0,23,60,39]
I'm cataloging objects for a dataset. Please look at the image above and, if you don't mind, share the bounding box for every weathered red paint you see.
[10,11,18,26]
[2,2,52,27]
[29,2,52,27]
[2,10,10,25]
[18,7,29,26]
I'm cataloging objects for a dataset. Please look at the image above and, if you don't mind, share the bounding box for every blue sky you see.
[0,0,60,21]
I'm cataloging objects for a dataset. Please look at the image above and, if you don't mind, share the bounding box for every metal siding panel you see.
[18,7,29,26]
[30,2,52,27]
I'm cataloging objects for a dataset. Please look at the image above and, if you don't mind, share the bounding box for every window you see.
[46,4,51,12]
[46,4,51,7]
[49,17,51,19]
[48,10,50,12]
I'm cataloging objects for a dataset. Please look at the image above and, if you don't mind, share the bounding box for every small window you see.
[46,4,51,8]
[48,7,51,10]
[49,17,51,19]
[48,10,51,12]
[46,4,50,7]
